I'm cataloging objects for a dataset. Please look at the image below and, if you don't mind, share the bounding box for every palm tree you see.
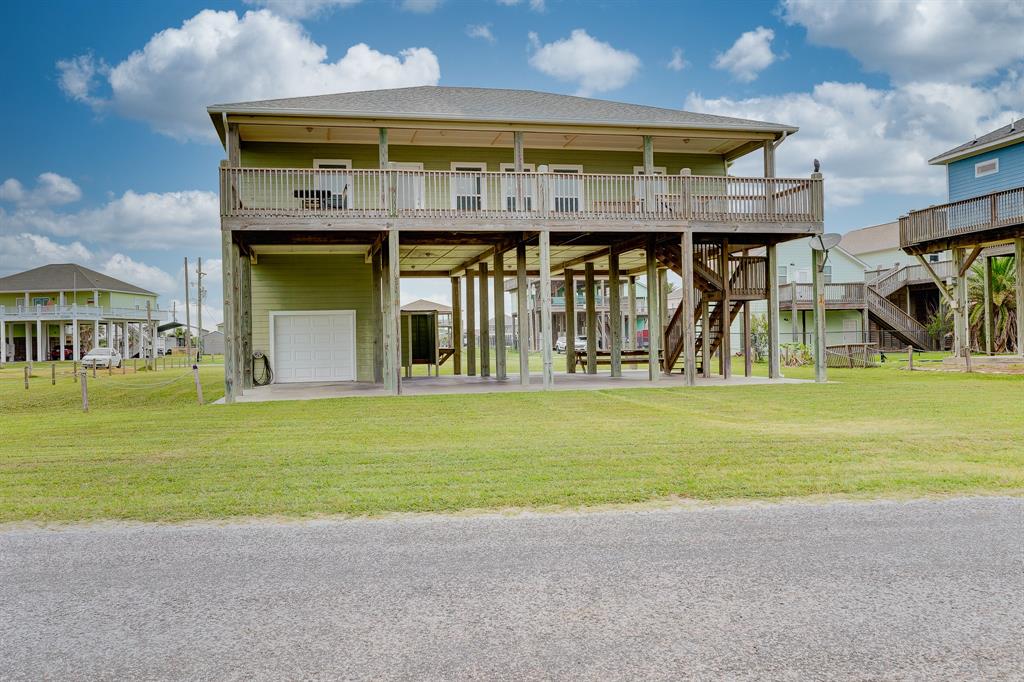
[968,256,1018,353]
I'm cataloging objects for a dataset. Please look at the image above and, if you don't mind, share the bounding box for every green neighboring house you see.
[0,263,163,363]
[210,85,826,400]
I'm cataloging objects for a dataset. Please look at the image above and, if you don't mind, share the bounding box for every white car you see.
[81,348,122,368]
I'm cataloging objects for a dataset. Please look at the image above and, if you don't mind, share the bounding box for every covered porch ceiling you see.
[237,230,785,278]
[234,122,770,159]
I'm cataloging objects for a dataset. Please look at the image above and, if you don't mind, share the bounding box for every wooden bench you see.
[574,349,651,369]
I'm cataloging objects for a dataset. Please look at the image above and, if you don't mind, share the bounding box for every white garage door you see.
[272,311,356,383]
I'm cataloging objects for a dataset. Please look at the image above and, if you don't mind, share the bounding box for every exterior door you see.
[314,159,352,209]
[388,162,424,210]
[549,165,582,212]
[272,311,356,383]
[450,162,487,210]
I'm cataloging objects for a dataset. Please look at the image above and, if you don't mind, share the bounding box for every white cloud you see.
[101,253,177,296]
[242,0,361,19]
[467,23,496,43]
[497,0,545,11]
[402,0,440,12]
[58,9,441,141]
[1,186,219,250]
[713,26,777,83]
[55,53,107,107]
[782,0,1024,84]
[527,29,640,96]
[667,47,687,72]
[0,232,93,275]
[0,173,82,208]
[686,74,1024,207]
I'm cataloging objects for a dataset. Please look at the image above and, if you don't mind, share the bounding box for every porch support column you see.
[701,295,711,378]
[25,322,32,363]
[36,318,43,362]
[642,135,655,207]
[538,231,553,389]
[240,252,253,390]
[479,261,490,377]
[220,229,236,403]
[1016,238,1024,355]
[564,268,576,373]
[73,318,80,362]
[122,321,129,360]
[584,262,597,374]
[658,268,669,360]
[982,255,993,355]
[609,247,622,378]
[450,276,462,375]
[627,275,637,350]
[493,253,507,379]
[790,282,799,345]
[516,241,529,384]
[680,230,697,385]
[718,239,732,379]
[0,319,5,365]
[383,229,402,395]
[232,242,244,393]
[743,302,753,377]
[378,128,390,213]
[862,307,870,345]
[372,246,384,382]
[645,234,660,382]
[466,269,476,376]
[811,248,827,383]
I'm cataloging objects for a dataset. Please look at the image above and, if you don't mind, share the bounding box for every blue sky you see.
[1,0,1022,322]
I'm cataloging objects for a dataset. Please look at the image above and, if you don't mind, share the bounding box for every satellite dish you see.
[810,233,841,251]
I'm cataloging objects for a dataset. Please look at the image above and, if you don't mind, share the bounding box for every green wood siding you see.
[250,254,374,382]
[241,142,726,176]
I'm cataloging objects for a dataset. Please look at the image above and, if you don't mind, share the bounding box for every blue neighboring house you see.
[931,117,1024,203]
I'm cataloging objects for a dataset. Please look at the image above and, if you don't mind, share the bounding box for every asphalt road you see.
[2,498,1022,680]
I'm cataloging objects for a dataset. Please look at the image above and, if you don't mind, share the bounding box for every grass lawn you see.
[1,352,1022,523]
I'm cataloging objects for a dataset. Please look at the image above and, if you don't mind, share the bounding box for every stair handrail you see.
[865,288,930,348]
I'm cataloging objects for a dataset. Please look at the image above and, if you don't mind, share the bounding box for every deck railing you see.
[777,282,866,306]
[220,168,823,224]
[872,259,954,298]
[0,304,168,321]
[900,185,1024,247]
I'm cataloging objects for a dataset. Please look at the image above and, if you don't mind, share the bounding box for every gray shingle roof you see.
[839,221,900,255]
[401,298,451,313]
[931,117,1024,164]
[0,263,156,295]
[208,86,797,134]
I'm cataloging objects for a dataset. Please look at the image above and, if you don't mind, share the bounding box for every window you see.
[822,265,833,284]
[548,164,583,212]
[313,159,352,209]
[499,163,536,211]
[450,162,487,210]
[777,265,788,286]
[975,158,999,178]
[929,254,940,263]
[632,166,668,210]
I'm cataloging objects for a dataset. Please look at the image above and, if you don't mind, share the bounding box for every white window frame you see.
[975,158,999,178]
[313,159,352,210]
[268,309,357,384]
[822,264,833,284]
[632,166,668,211]
[388,161,425,210]
[449,161,488,211]
[547,163,584,213]
[499,163,536,212]
[777,265,789,286]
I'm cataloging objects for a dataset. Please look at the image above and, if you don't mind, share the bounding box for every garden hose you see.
[252,351,273,386]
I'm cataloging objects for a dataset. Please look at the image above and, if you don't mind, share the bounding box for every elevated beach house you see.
[210,86,825,400]
[901,117,1024,359]
[0,263,164,363]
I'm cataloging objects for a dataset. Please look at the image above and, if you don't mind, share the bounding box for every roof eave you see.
[205,105,799,138]
[928,129,1024,165]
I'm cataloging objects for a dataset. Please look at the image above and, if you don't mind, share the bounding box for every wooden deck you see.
[900,186,1024,254]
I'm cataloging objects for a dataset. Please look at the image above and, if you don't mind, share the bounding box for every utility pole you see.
[184,257,193,364]
[196,257,205,362]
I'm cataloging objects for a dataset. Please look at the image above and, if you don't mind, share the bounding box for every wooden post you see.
[379,128,390,214]
[1016,238,1024,356]
[627,275,637,351]
[466,268,476,376]
[80,369,88,412]
[516,241,529,384]
[609,248,622,378]
[51,363,56,386]
[479,261,490,377]
[24,365,29,390]
[493,251,506,380]
[701,296,711,379]
[645,234,660,382]
[642,135,655,208]
[585,262,597,374]
[220,229,236,403]
[681,230,696,385]
[184,256,192,365]
[719,239,732,379]
[384,229,402,395]
[450,276,462,375]
[811,248,827,383]
[564,268,576,373]
[790,281,799,346]
[372,246,384,383]
[658,268,669,364]
[193,364,204,405]
[743,302,752,377]
[240,251,253,390]
[907,345,914,370]
[231,243,244,391]
[539,231,553,389]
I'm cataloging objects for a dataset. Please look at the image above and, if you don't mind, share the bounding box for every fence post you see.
[193,364,204,405]
[73,361,78,382]
[81,370,88,412]
[51,363,56,386]
[907,345,913,371]
[24,365,29,390]
[93,362,97,379]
